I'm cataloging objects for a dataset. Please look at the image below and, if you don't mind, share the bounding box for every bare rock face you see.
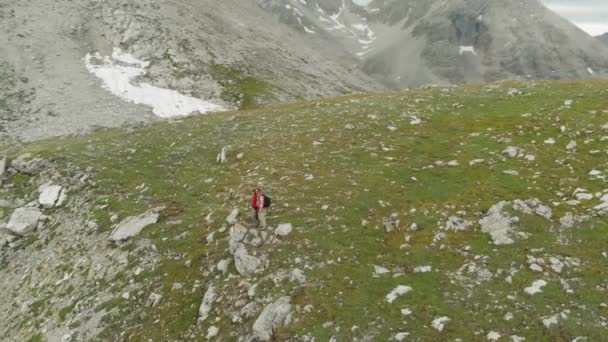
[6,207,44,236]
[252,297,292,341]
[479,201,519,245]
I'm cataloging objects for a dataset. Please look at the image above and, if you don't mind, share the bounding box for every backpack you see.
[262,194,272,208]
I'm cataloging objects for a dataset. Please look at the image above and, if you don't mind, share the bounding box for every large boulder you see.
[479,201,519,245]
[38,184,66,208]
[198,285,217,322]
[110,208,162,242]
[233,244,263,276]
[252,297,292,341]
[6,207,44,236]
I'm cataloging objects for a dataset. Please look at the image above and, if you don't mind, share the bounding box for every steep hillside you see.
[263,0,608,87]
[0,0,382,144]
[598,33,608,46]
[2,81,608,341]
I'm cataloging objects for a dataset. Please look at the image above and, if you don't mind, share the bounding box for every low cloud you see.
[542,0,608,35]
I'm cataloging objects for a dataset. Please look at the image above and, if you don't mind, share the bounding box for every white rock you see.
[445,216,472,231]
[226,208,239,225]
[6,207,43,236]
[110,209,161,241]
[447,160,459,167]
[394,332,410,341]
[234,244,263,276]
[432,316,450,332]
[524,279,547,295]
[529,264,543,272]
[414,266,432,273]
[487,331,501,341]
[503,170,519,176]
[549,257,564,273]
[236,153,244,160]
[504,312,514,321]
[566,141,577,151]
[479,201,517,245]
[206,326,219,339]
[542,315,559,329]
[502,146,519,158]
[559,213,575,228]
[401,308,413,316]
[290,268,306,284]
[386,285,412,303]
[198,286,217,322]
[217,259,231,275]
[217,146,228,163]
[147,293,163,307]
[374,265,390,275]
[589,170,602,176]
[275,223,293,237]
[252,297,292,341]
[38,184,64,208]
[544,138,556,144]
[510,335,525,342]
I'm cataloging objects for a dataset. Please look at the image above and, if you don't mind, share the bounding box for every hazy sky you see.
[541,0,608,35]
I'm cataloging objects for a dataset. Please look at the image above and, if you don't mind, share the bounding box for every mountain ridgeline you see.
[0,0,607,144]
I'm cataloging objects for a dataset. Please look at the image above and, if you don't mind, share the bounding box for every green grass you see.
[3,80,608,340]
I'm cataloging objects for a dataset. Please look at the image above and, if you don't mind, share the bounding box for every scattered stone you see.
[241,302,260,320]
[275,223,293,237]
[206,326,219,339]
[198,286,217,322]
[386,285,412,303]
[560,213,575,228]
[487,331,501,341]
[414,266,432,273]
[544,138,556,145]
[6,207,43,236]
[147,293,163,307]
[38,184,65,208]
[479,201,519,245]
[447,160,459,167]
[524,279,548,295]
[110,208,161,242]
[10,153,47,175]
[445,216,473,231]
[394,332,410,341]
[432,316,450,332]
[217,146,228,163]
[172,283,183,291]
[502,146,519,158]
[566,140,577,151]
[290,268,306,284]
[233,244,263,276]
[226,208,239,225]
[236,153,244,160]
[374,265,390,275]
[542,315,559,329]
[217,259,231,275]
[503,170,519,176]
[252,297,292,341]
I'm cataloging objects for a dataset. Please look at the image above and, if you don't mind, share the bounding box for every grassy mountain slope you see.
[2,81,608,341]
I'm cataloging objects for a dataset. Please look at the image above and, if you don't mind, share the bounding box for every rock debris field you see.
[1,81,608,340]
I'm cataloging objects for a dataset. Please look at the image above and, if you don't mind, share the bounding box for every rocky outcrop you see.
[38,184,66,208]
[479,201,519,245]
[6,207,44,236]
[252,297,292,341]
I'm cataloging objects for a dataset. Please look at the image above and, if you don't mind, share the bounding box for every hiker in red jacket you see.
[251,188,261,227]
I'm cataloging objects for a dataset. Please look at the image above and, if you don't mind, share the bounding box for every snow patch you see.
[85,48,224,118]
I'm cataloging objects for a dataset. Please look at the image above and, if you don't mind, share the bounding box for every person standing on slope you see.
[251,188,262,227]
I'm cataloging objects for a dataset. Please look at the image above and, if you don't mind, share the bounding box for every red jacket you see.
[252,192,260,209]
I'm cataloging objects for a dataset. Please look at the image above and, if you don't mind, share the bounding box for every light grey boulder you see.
[241,302,260,320]
[147,293,163,307]
[38,184,65,208]
[226,208,239,225]
[110,208,162,242]
[198,285,217,322]
[290,268,306,284]
[275,223,293,237]
[6,207,43,236]
[10,153,47,175]
[234,244,263,276]
[502,146,519,158]
[252,297,292,341]
[479,201,519,245]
